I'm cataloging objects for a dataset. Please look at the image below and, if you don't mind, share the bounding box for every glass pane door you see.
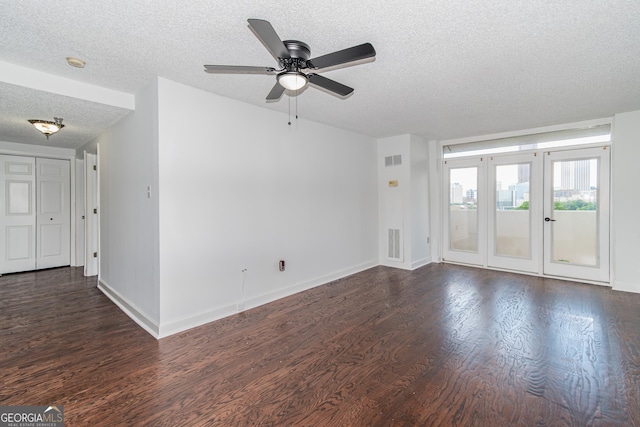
[442,158,485,266]
[543,148,610,282]
[488,153,540,273]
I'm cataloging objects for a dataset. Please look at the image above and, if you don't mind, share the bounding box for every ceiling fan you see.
[204,19,376,101]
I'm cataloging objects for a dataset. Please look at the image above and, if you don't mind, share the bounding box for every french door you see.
[442,158,486,265]
[443,147,610,283]
[542,147,610,282]
[487,153,541,273]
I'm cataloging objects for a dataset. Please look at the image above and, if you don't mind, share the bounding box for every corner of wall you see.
[377,134,432,271]
[611,109,640,294]
[98,278,160,338]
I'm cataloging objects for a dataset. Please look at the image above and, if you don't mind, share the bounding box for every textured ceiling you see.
[1,0,640,149]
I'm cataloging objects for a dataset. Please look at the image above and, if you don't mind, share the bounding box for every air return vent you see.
[384,155,402,167]
[388,228,402,260]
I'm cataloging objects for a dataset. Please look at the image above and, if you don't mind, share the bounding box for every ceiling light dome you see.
[277,71,308,91]
[28,117,65,140]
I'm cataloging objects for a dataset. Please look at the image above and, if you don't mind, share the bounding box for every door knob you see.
[544,217,556,222]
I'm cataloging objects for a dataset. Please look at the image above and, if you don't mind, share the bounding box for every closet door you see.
[36,158,71,269]
[0,155,37,274]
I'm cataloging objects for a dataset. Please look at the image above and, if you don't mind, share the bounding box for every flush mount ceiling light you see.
[277,71,308,91]
[66,57,86,68]
[28,117,65,140]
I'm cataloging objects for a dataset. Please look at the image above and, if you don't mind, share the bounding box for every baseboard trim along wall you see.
[98,279,160,338]
[379,258,432,271]
[613,280,640,294]
[157,259,379,338]
[411,257,432,270]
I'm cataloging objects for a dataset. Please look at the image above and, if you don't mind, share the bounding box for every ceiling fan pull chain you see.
[288,93,292,126]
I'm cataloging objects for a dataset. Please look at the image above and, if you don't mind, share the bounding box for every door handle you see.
[544,217,556,222]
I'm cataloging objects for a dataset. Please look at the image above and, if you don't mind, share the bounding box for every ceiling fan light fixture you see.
[277,71,308,91]
[28,117,65,140]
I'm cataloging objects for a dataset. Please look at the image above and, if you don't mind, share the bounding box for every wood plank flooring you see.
[1,264,640,426]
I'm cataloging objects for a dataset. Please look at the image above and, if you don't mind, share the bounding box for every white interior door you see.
[487,153,541,273]
[36,158,71,270]
[543,147,610,282]
[442,158,486,265]
[0,155,37,274]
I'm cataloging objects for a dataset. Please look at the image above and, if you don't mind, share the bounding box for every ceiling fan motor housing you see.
[283,40,310,60]
[280,40,312,72]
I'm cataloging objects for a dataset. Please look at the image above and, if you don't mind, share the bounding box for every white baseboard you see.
[98,278,160,338]
[157,259,379,338]
[158,304,238,338]
[247,259,379,310]
[613,279,640,294]
[379,260,412,270]
[411,257,432,270]
[379,257,432,271]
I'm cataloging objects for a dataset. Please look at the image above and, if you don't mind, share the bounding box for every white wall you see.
[427,140,442,262]
[94,79,161,333]
[377,134,430,270]
[156,78,378,336]
[378,135,411,268]
[410,135,430,267]
[612,110,640,293]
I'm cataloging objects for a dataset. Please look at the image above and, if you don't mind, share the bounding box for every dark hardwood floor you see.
[1,264,640,426]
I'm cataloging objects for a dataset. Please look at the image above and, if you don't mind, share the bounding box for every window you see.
[443,124,611,159]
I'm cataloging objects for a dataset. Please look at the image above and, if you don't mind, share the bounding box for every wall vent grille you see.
[388,228,401,260]
[384,155,402,167]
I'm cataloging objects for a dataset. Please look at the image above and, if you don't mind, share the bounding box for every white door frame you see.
[84,151,99,277]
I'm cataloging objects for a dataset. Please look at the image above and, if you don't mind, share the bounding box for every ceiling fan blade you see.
[309,43,376,70]
[266,82,286,100]
[204,65,276,74]
[248,19,291,61]
[307,74,354,97]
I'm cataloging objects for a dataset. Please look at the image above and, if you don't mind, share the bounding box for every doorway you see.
[442,146,610,283]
